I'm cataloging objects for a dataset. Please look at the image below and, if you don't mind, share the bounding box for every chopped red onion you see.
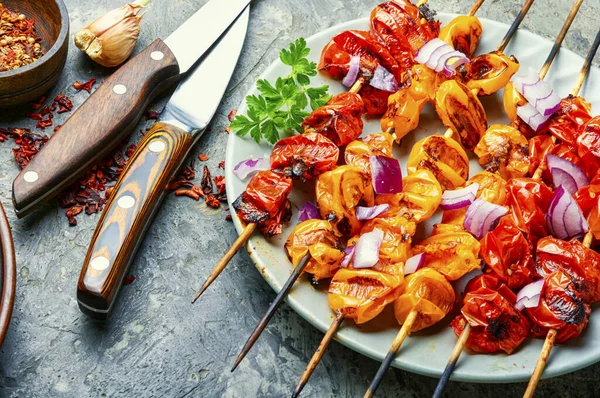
[233,157,270,180]
[352,229,384,269]
[515,279,545,311]
[342,56,361,88]
[356,204,390,221]
[464,199,508,239]
[546,154,590,195]
[414,38,469,77]
[546,185,589,240]
[513,67,561,117]
[516,103,550,132]
[298,202,320,222]
[369,65,399,92]
[404,253,425,276]
[341,246,355,268]
[369,156,403,194]
[440,183,480,211]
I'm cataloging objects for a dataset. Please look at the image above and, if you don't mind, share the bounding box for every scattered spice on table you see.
[205,194,220,208]
[228,109,237,121]
[0,127,49,168]
[198,153,208,161]
[224,126,231,134]
[122,275,136,285]
[218,161,225,169]
[0,4,44,72]
[26,95,74,130]
[72,78,97,93]
[145,109,159,120]
[200,166,213,195]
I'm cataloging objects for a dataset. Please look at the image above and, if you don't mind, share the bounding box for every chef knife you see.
[12,0,251,218]
[76,6,250,319]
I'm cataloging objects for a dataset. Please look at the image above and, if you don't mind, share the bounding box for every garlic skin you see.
[74,1,149,67]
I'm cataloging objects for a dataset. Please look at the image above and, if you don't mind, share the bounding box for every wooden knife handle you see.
[12,39,181,218]
[77,121,193,319]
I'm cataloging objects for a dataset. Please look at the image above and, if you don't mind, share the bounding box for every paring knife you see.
[76,7,250,319]
[12,0,251,218]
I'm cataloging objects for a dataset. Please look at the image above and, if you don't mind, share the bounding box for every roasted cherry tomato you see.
[370,1,440,64]
[394,268,455,332]
[316,166,375,237]
[536,237,600,304]
[412,224,481,281]
[285,219,345,281]
[442,171,507,225]
[271,132,339,180]
[350,216,416,266]
[345,132,395,173]
[360,85,395,115]
[528,135,554,177]
[475,124,529,181]
[233,170,293,226]
[577,115,600,160]
[407,135,470,190]
[480,215,534,290]
[464,273,517,304]
[435,80,487,151]
[574,175,600,240]
[465,51,520,96]
[526,270,590,344]
[505,178,553,243]
[546,143,600,182]
[376,168,443,223]
[439,15,482,58]
[451,287,529,354]
[302,92,365,146]
[259,199,292,237]
[328,268,403,324]
[544,95,592,146]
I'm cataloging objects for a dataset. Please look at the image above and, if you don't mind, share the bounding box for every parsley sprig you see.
[230,38,331,144]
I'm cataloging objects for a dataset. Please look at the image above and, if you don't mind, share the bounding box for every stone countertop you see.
[1,0,599,397]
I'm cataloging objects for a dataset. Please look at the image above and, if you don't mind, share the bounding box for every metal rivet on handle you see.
[90,256,110,271]
[151,51,164,61]
[148,140,166,153]
[23,171,38,183]
[117,195,135,209]
[113,84,127,95]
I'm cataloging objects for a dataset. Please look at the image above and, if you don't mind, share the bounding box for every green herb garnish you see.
[230,38,331,144]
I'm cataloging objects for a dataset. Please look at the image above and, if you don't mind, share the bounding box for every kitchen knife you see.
[77,7,250,319]
[12,0,251,218]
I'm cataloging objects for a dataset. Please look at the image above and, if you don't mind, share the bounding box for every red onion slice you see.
[440,183,480,211]
[298,202,320,222]
[513,68,561,117]
[404,253,425,276]
[516,103,550,132]
[233,157,270,180]
[546,154,590,195]
[414,38,469,76]
[464,199,508,239]
[438,50,470,77]
[342,56,361,88]
[369,156,403,194]
[546,185,589,240]
[341,246,355,268]
[356,204,391,221]
[353,229,384,269]
[515,279,545,311]
[369,65,399,92]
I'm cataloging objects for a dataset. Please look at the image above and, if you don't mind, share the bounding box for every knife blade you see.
[12,0,250,218]
[76,7,250,319]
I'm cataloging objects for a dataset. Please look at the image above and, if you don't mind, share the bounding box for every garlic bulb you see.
[74,0,150,67]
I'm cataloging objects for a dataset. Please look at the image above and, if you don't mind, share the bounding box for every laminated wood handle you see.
[13,39,181,218]
[77,121,193,319]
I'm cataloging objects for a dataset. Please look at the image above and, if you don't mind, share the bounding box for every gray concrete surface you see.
[0,0,599,397]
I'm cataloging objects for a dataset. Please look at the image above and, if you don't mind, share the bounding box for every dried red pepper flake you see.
[218,161,225,169]
[225,126,231,134]
[0,127,49,168]
[125,143,137,158]
[53,125,62,132]
[201,166,213,195]
[180,164,196,181]
[205,194,220,208]
[145,110,160,120]
[228,109,237,121]
[213,175,226,195]
[123,275,136,285]
[198,153,209,161]
[36,118,53,130]
[31,96,46,110]
[175,187,202,201]
[52,94,73,114]
[73,78,97,93]
[168,179,194,191]
[225,214,232,221]
[105,186,115,200]
[66,205,84,226]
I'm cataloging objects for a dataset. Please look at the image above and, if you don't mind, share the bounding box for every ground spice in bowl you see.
[0,3,44,72]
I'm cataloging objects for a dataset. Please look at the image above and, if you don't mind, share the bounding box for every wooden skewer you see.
[432,324,472,398]
[468,0,485,16]
[231,255,311,371]
[292,312,345,398]
[364,310,419,398]
[571,28,600,97]
[496,0,536,54]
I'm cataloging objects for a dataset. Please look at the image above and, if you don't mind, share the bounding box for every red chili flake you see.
[201,166,213,195]
[181,164,196,181]
[105,186,115,200]
[198,153,209,161]
[66,205,84,226]
[218,161,225,169]
[27,105,53,121]
[145,110,160,120]
[52,94,73,114]
[53,125,62,132]
[175,186,203,201]
[123,275,136,285]
[125,143,137,158]
[228,109,237,121]
[32,96,46,110]
[0,128,49,168]
[73,78,97,93]
[225,214,232,221]
[225,126,231,134]
[213,175,226,195]
[36,118,53,130]
[168,180,194,192]
[205,194,220,208]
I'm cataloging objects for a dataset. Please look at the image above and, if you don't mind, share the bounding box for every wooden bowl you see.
[0,0,69,107]
[0,202,16,348]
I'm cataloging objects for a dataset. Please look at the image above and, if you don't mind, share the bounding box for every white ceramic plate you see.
[225,13,600,382]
